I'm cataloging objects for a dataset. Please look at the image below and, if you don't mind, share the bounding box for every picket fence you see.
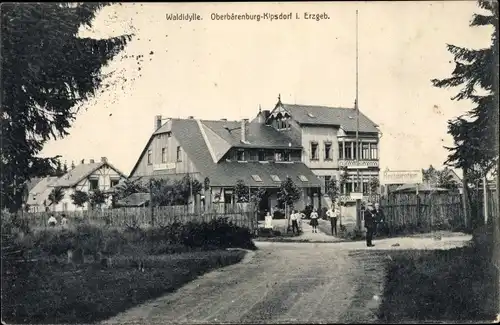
[380,192,465,232]
[23,203,257,232]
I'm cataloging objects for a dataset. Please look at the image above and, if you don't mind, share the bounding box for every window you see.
[345,182,353,194]
[338,143,344,159]
[161,148,167,163]
[362,143,370,160]
[271,175,281,182]
[284,150,290,162]
[90,179,99,190]
[258,150,265,161]
[275,151,283,161]
[344,142,352,159]
[352,142,358,160]
[147,150,152,165]
[324,142,332,160]
[111,180,119,187]
[325,175,332,192]
[166,131,172,138]
[277,118,288,130]
[249,150,258,161]
[251,174,263,182]
[237,149,245,161]
[370,143,378,160]
[176,146,182,162]
[298,175,308,182]
[310,142,318,160]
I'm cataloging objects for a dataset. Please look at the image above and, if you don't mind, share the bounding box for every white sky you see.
[41,1,493,176]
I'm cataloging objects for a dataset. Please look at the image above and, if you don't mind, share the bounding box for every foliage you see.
[71,190,89,208]
[431,0,499,175]
[422,165,459,190]
[114,179,147,200]
[234,179,250,203]
[250,188,267,206]
[203,177,210,191]
[89,188,107,209]
[47,187,64,208]
[0,3,132,212]
[150,175,202,206]
[326,177,340,207]
[368,177,380,195]
[277,176,301,208]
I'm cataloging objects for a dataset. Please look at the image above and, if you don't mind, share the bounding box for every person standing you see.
[374,202,385,236]
[48,214,57,228]
[310,208,319,233]
[364,203,376,247]
[327,205,339,236]
[291,210,300,235]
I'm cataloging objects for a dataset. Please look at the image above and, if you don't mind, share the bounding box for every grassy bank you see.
[2,250,246,324]
[377,245,497,323]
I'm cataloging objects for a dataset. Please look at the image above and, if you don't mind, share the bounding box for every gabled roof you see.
[27,176,59,206]
[131,117,321,188]
[201,120,301,149]
[272,103,379,133]
[53,161,126,188]
[131,117,303,176]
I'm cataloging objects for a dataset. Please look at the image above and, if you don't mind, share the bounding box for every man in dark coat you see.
[364,202,376,247]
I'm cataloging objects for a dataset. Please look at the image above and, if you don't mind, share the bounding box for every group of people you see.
[47,213,68,228]
[363,202,385,247]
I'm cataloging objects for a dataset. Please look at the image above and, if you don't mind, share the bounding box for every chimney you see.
[81,159,85,164]
[241,119,248,143]
[188,116,194,119]
[155,115,162,130]
[101,157,108,163]
[220,118,227,121]
[89,159,95,163]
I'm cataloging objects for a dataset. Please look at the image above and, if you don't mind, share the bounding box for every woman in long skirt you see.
[310,208,319,233]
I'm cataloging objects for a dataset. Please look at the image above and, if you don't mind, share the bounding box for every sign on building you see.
[153,163,176,171]
[381,170,423,185]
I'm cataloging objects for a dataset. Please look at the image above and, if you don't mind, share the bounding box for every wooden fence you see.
[22,203,257,233]
[380,192,465,232]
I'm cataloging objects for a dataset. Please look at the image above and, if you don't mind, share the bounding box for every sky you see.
[41,1,493,176]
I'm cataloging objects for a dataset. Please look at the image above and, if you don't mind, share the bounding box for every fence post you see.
[149,179,155,227]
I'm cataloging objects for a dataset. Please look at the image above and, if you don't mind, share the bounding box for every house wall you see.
[131,132,198,177]
[300,125,340,169]
[52,165,125,212]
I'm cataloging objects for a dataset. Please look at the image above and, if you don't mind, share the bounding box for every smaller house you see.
[27,176,60,212]
[116,192,151,207]
[27,157,127,212]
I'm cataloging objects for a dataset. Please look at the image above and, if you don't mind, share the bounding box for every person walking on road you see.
[310,208,319,233]
[291,209,300,235]
[364,202,376,247]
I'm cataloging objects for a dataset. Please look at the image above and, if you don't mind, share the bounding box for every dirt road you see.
[102,243,399,324]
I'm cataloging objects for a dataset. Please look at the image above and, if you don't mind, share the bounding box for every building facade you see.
[129,116,322,214]
[255,97,381,222]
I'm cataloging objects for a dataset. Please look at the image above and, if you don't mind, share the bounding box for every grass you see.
[377,245,497,323]
[1,249,247,324]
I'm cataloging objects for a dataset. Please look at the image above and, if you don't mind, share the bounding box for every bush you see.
[9,217,256,260]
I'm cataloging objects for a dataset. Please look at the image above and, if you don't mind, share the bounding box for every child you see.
[310,208,319,233]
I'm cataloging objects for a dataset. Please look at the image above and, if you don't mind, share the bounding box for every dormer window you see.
[271,175,281,182]
[251,174,263,182]
[298,175,308,182]
[237,149,245,161]
[276,117,289,130]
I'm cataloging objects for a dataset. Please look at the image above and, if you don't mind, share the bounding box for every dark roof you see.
[166,119,321,188]
[280,103,379,133]
[393,183,449,193]
[116,192,150,207]
[54,162,126,188]
[201,120,301,149]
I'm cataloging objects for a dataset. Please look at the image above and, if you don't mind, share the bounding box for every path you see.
[102,235,471,324]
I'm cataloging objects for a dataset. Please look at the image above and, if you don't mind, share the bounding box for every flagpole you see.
[355,9,362,232]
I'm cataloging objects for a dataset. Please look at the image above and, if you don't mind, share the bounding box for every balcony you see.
[338,159,379,168]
